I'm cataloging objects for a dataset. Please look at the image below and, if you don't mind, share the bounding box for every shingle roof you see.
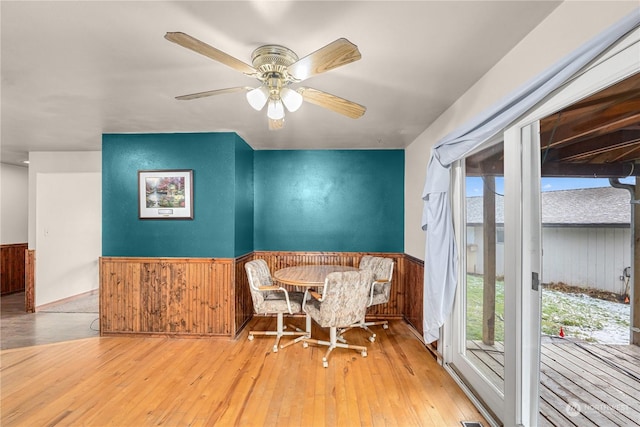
[466,187,631,225]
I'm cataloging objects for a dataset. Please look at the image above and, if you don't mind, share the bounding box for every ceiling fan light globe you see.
[280,87,303,112]
[246,86,269,111]
[267,99,285,120]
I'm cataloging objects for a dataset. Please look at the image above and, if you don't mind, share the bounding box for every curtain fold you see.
[421,8,640,344]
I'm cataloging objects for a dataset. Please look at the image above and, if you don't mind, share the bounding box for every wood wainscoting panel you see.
[1,243,28,295]
[25,249,35,313]
[402,254,424,336]
[100,257,234,337]
[234,253,254,336]
[99,252,424,340]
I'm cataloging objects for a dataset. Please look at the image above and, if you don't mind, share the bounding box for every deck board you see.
[464,339,640,426]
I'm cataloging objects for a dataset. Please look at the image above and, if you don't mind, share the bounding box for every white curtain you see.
[421,8,640,343]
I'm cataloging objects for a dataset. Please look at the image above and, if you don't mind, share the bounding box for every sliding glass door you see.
[447,124,542,425]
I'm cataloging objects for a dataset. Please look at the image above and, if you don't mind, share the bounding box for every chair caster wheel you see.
[302,342,309,348]
[273,345,279,353]
[369,336,376,343]
[248,334,254,341]
[361,350,368,357]
[383,324,389,330]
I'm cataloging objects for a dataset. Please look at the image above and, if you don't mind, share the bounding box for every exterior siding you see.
[542,226,631,294]
[466,226,631,294]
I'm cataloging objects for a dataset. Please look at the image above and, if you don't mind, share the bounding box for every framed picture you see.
[138,169,193,219]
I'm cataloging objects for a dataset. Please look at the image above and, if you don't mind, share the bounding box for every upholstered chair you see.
[301,270,374,368]
[245,259,306,352]
[340,255,395,342]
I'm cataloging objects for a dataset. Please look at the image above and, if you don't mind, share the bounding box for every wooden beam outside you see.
[633,184,640,346]
[467,160,640,178]
[483,176,496,345]
[540,161,640,178]
[544,130,640,162]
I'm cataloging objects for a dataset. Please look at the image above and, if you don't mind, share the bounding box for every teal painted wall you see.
[254,150,404,252]
[233,134,254,257]
[102,133,253,258]
[103,134,404,257]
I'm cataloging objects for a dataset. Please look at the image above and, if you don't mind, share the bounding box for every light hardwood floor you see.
[1,317,487,426]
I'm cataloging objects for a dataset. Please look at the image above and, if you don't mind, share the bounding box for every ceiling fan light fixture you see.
[167,33,365,129]
[246,86,270,110]
[280,87,303,112]
[267,99,285,120]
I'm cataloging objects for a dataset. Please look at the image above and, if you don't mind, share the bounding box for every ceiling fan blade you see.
[288,38,361,81]
[298,87,366,119]
[175,86,251,101]
[165,32,257,76]
[268,118,285,131]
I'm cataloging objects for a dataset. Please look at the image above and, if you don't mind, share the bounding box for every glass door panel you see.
[463,142,506,393]
[448,140,507,421]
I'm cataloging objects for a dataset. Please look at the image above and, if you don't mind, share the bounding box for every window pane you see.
[464,141,505,391]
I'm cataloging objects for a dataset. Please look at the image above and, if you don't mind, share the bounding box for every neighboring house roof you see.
[467,186,631,226]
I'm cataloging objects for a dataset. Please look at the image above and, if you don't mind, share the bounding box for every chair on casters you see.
[245,259,306,352]
[340,256,395,343]
[301,270,374,368]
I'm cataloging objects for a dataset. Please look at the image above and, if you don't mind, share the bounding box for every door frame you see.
[442,24,639,427]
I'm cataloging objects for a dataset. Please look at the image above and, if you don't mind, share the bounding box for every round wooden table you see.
[273,265,359,287]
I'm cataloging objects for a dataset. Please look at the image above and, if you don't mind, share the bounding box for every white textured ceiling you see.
[1,1,561,166]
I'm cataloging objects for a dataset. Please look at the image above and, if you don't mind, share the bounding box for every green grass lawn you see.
[466,274,505,341]
[465,274,630,343]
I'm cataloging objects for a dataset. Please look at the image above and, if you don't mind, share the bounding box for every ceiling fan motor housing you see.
[251,45,299,84]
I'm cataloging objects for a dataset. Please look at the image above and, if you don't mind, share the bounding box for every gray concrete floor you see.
[1,292,99,350]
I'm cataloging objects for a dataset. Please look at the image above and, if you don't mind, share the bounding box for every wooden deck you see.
[466,339,640,426]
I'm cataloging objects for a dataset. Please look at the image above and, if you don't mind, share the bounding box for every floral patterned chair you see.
[339,256,395,342]
[245,259,306,352]
[301,270,374,368]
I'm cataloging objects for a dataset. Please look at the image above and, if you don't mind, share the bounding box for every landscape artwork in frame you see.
[138,170,193,219]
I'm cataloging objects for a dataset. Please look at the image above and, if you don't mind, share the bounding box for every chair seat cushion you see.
[258,291,304,314]
[370,291,388,306]
[304,297,363,328]
[369,282,391,306]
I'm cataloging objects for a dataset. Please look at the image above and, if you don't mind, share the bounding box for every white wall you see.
[35,172,101,305]
[1,163,28,244]
[28,152,101,247]
[404,1,639,259]
[28,152,101,306]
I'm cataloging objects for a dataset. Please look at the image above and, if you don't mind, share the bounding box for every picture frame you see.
[138,169,193,219]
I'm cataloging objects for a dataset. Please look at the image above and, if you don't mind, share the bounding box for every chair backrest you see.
[359,256,394,303]
[359,256,394,282]
[245,259,273,312]
[317,270,374,328]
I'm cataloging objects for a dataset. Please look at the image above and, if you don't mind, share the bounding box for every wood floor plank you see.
[5,316,639,427]
[1,319,487,427]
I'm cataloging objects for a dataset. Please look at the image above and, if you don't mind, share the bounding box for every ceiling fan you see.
[165,32,366,130]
